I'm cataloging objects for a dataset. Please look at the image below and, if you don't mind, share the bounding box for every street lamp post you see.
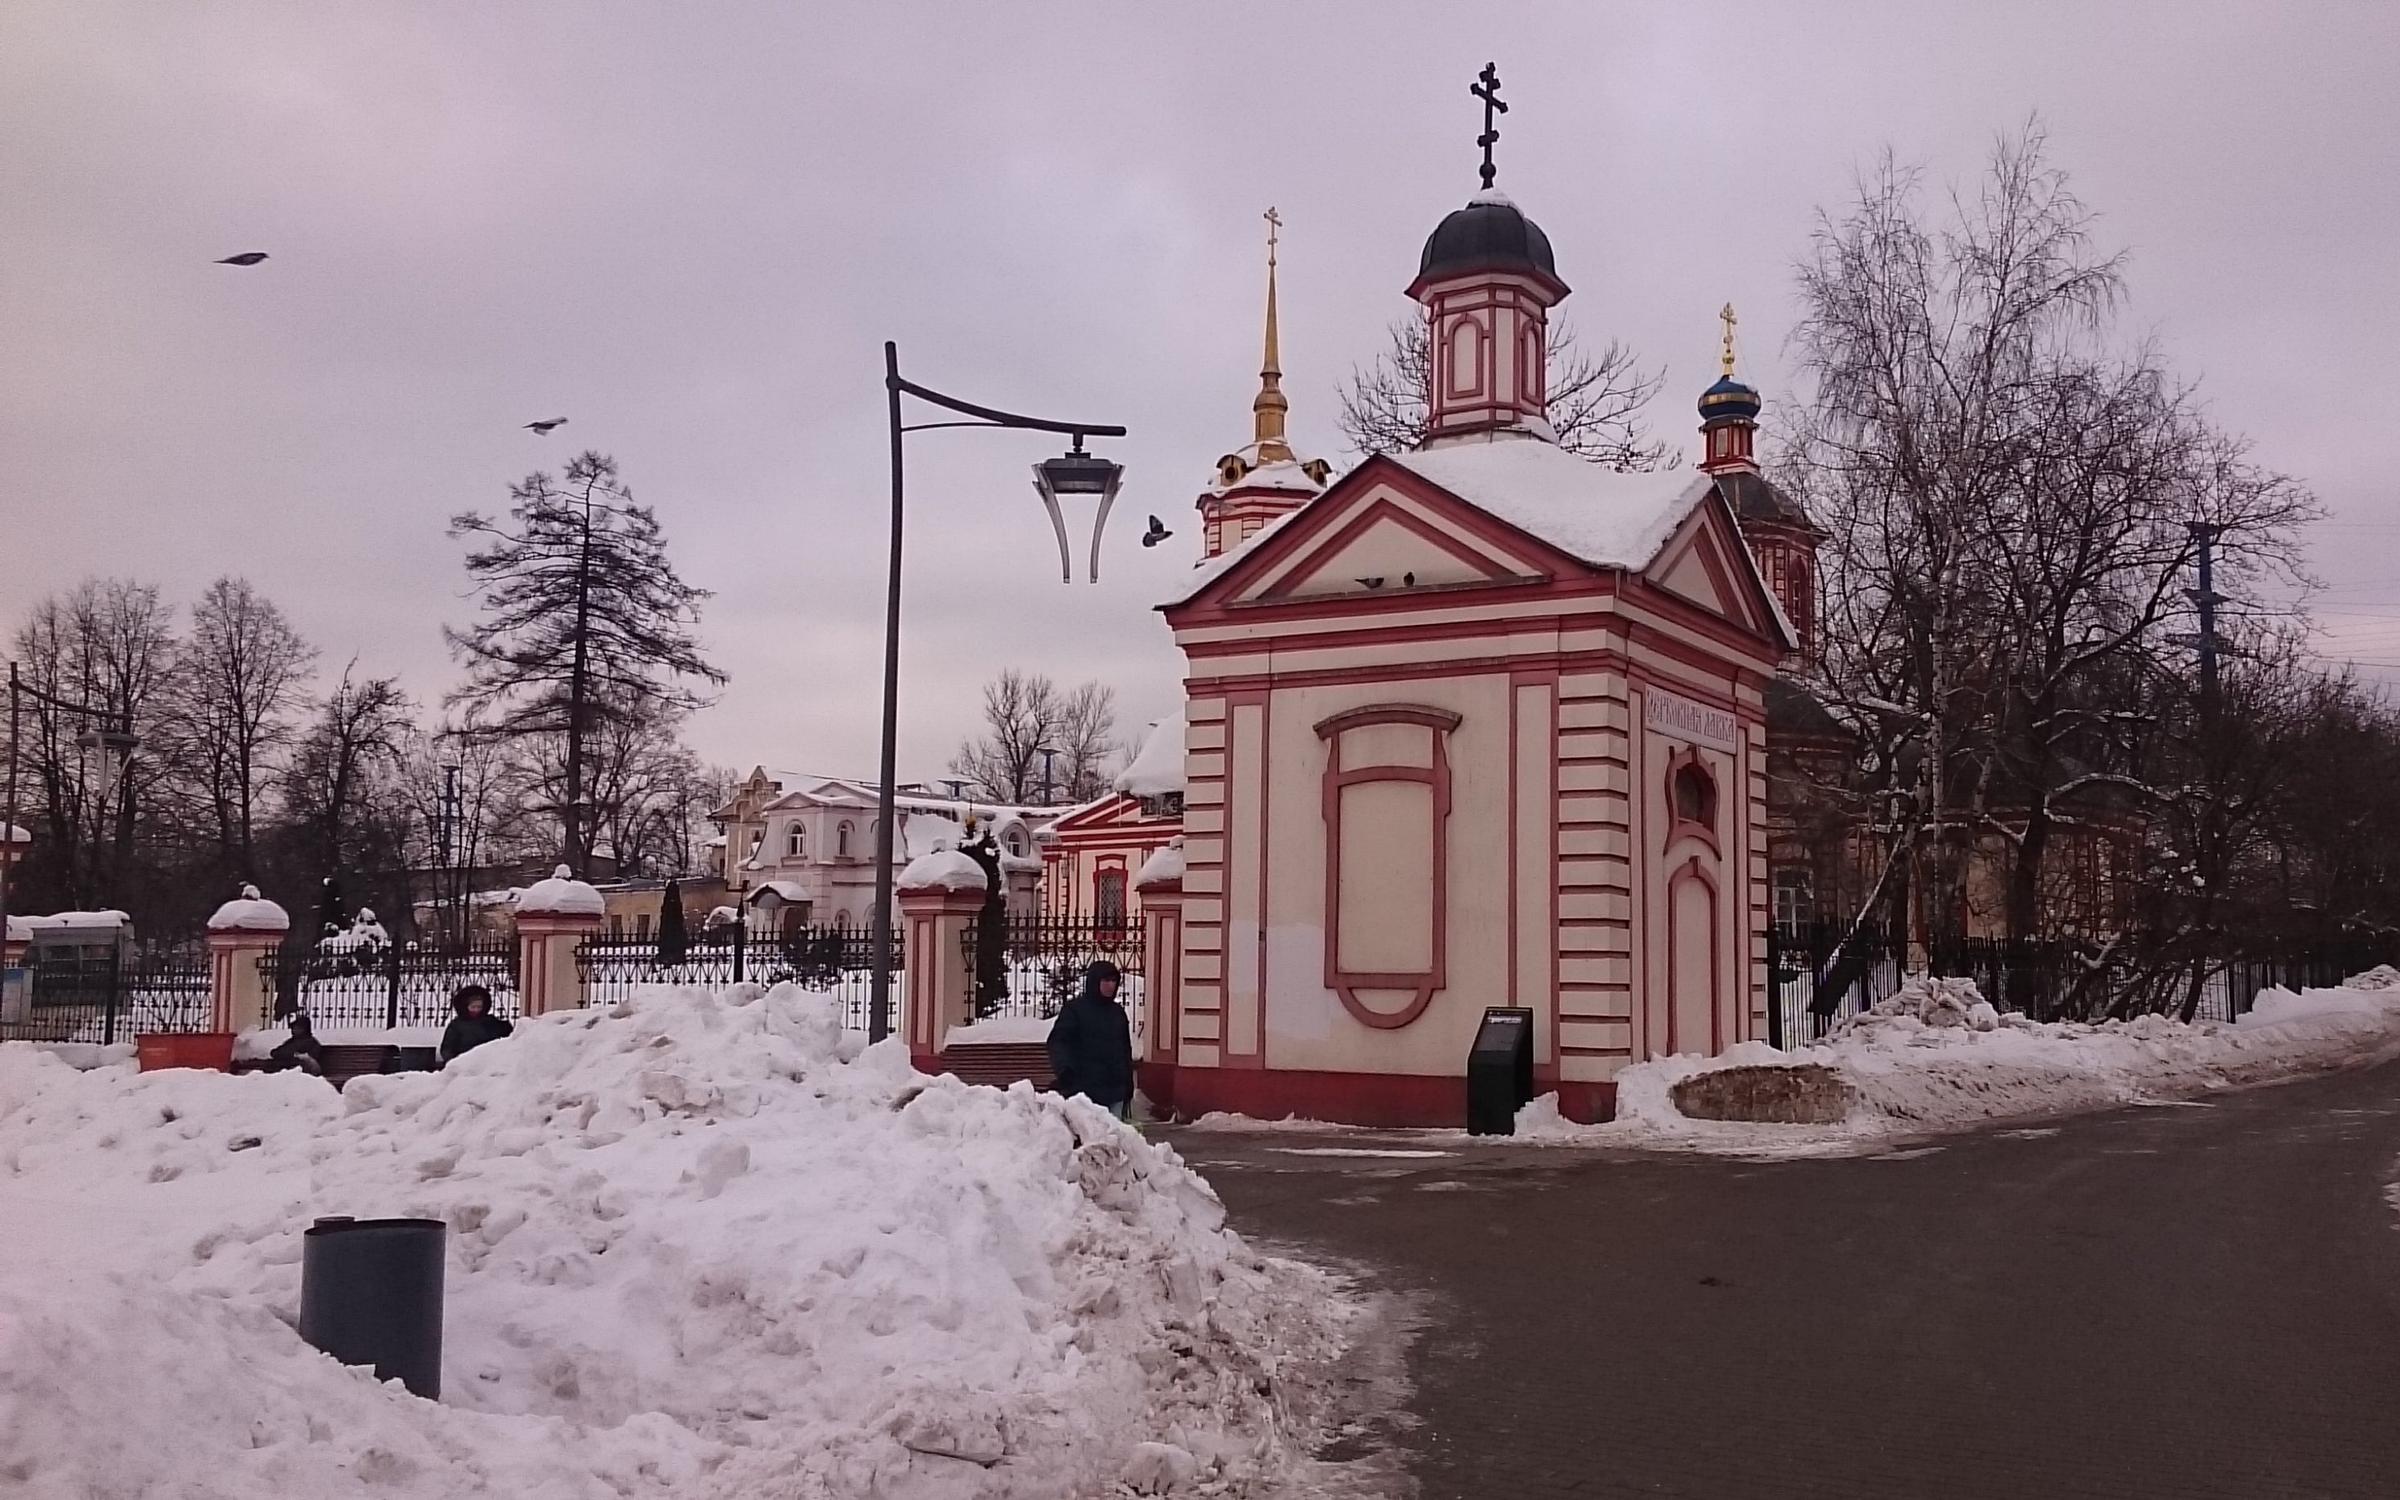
[868,341,1127,1044]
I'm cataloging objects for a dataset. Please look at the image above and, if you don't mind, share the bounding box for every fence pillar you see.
[897,859,985,1072]
[205,886,290,1035]
[515,866,605,1017]
[1135,841,1184,1112]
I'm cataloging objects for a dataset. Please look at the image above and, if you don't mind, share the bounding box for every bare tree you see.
[1786,122,2319,958]
[949,670,1119,805]
[1338,317,1673,469]
[168,578,315,881]
[5,579,176,910]
[447,452,725,876]
[278,665,415,914]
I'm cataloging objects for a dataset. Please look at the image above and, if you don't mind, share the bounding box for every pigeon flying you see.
[524,418,569,435]
[215,252,269,266]
[1140,515,1173,548]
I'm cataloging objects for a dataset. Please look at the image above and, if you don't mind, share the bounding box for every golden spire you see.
[1252,206,1293,461]
[1719,302,1739,378]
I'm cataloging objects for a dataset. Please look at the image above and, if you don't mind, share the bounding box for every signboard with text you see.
[1642,686,1742,755]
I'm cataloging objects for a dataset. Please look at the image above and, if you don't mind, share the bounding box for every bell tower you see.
[1198,208,1332,560]
[1699,305,1826,660]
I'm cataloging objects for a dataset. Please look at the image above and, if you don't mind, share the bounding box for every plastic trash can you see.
[298,1216,446,1399]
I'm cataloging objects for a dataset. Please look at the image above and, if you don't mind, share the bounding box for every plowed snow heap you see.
[0,983,1356,1498]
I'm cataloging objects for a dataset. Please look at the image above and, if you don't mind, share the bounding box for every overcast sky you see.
[6,2,2396,781]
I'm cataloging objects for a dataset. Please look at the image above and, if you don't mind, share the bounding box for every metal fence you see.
[960,914,1145,1036]
[0,945,213,1045]
[263,937,521,1032]
[576,924,900,1031]
[1765,926,2400,1047]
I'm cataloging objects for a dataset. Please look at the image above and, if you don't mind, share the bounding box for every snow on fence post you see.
[1134,840,1185,1112]
[896,850,986,1071]
[515,866,606,1016]
[206,886,290,1034]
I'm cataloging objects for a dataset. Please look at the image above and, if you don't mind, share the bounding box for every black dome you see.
[1413,191,1567,295]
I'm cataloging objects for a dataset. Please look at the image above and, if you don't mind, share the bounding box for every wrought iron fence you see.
[576,923,900,1031]
[959,914,1145,1036]
[0,945,213,1045]
[1764,925,2400,1047]
[263,937,520,1032]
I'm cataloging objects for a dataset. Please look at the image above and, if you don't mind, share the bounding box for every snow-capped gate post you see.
[206,886,289,1038]
[515,866,605,1016]
[1135,839,1185,1112]
[896,849,986,1071]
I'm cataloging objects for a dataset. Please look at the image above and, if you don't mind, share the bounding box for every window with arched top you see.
[836,821,853,858]
[787,823,806,859]
[1664,748,1720,853]
[1004,827,1027,859]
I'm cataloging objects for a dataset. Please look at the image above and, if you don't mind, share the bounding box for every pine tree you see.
[446,452,725,877]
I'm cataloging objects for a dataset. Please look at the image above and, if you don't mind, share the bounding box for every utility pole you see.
[1036,745,1059,806]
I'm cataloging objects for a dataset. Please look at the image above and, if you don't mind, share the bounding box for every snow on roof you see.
[515,865,605,917]
[896,848,988,894]
[1115,707,1187,797]
[1391,436,1710,572]
[207,886,290,933]
[1207,451,1332,498]
[745,879,811,905]
[8,910,130,939]
[1162,507,1304,606]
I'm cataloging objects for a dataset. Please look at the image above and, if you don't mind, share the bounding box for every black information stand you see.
[1466,1006,1535,1136]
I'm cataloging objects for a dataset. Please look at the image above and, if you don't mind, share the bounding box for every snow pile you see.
[1522,970,2400,1156]
[897,848,988,893]
[319,908,391,953]
[1136,839,1186,891]
[0,983,1355,1498]
[946,1014,1059,1048]
[208,884,291,932]
[1116,711,1188,799]
[515,864,604,917]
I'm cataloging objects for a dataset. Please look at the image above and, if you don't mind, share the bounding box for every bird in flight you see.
[524,418,569,435]
[215,252,269,266]
[1140,515,1172,548]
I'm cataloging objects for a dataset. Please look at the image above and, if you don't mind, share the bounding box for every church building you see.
[1139,136,1795,1125]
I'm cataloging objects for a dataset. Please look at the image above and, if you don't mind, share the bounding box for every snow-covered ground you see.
[0,983,1362,1498]
[1519,966,2400,1156]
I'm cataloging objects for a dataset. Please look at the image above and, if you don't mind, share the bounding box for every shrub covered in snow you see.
[0,983,1356,1497]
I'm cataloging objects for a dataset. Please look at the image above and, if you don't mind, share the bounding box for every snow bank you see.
[1520,971,2400,1156]
[6,1039,136,1071]
[0,983,1356,1498]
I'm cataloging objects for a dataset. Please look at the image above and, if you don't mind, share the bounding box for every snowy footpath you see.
[1519,966,2400,1155]
[0,983,1365,1499]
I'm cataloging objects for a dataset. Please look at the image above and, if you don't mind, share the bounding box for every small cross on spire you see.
[1719,303,1739,377]
[1471,63,1508,189]
[1264,205,1281,268]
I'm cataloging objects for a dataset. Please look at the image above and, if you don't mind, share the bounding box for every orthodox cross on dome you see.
[1719,302,1739,377]
[1471,63,1507,189]
[1252,206,1292,459]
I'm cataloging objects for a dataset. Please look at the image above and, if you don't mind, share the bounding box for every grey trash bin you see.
[298,1216,446,1399]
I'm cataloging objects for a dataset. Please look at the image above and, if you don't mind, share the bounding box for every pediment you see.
[1227,490,1565,614]
[1642,497,1783,642]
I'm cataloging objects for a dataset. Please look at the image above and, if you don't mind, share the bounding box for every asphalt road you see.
[1172,1059,2400,1500]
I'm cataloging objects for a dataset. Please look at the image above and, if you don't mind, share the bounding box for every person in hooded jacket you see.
[439,984,513,1065]
[1047,959,1135,1119]
[263,1012,328,1075]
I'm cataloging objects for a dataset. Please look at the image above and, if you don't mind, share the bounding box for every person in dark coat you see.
[263,1012,327,1076]
[439,984,513,1065]
[1047,960,1134,1119]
